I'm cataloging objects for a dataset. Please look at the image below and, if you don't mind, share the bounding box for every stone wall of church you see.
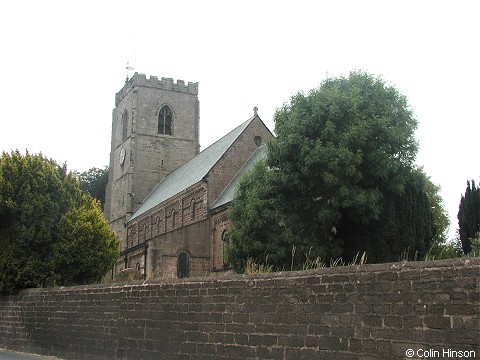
[130,80,200,213]
[148,220,211,278]
[122,182,210,278]
[125,183,207,252]
[121,219,211,280]
[211,209,231,271]
[106,73,200,247]
[117,115,273,280]
[207,117,273,205]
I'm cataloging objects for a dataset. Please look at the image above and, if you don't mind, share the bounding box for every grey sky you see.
[1,0,478,241]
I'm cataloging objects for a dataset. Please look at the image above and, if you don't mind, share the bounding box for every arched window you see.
[222,230,230,269]
[221,230,229,242]
[121,110,128,141]
[190,200,196,221]
[177,251,189,278]
[158,105,173,135]
[171,209,176,228]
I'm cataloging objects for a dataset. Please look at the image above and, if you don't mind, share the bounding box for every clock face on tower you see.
[119,148,126,165]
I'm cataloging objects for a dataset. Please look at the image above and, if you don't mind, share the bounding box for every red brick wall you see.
[1,258,478,359]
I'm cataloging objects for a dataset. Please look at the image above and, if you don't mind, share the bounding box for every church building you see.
[104,73,272,279]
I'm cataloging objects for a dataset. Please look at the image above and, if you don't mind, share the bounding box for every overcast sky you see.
[1,0,478,241]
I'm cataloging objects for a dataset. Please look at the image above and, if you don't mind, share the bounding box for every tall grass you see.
[244,250,368,274]
[244,257,273,274]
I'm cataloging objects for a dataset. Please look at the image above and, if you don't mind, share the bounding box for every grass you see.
[245,250,368,274]
[244,257,273,274]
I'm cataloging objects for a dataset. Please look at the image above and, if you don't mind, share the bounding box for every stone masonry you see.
[1,258,478,359]
[105,73,274,280]
[121,117,273,279]
[104,73,200,245]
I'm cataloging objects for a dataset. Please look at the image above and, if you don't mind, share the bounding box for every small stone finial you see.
[253,106,258,116]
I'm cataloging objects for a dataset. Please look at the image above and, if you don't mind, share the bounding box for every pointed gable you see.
[211,145,267,212]
[128,114,270,222]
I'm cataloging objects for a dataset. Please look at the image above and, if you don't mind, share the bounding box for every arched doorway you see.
[177,250,189,278]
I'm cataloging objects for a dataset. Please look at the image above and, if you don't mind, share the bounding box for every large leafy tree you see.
[423,175,450,246]
[458,180,480,254]
[228,71,439,272]
[75,167,109,210]
[228,159,304,271]
[0,151,118,294]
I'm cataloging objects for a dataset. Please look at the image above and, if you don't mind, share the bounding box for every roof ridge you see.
[199,115,255,154]
[152,115,255,188]
[128,115,258,221]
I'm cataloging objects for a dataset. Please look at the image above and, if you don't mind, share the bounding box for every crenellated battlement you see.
[115,72,198,106]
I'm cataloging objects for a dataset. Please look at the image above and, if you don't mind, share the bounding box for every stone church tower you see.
[104,73,200,248]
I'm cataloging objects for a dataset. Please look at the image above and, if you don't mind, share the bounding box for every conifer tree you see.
[458,180,480,254]
[0,151,119,294]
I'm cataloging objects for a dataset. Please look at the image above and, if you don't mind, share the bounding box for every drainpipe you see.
[124,221,128,269]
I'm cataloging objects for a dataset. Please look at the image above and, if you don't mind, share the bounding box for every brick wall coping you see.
[14,257,479,296]
[2,256,478,359]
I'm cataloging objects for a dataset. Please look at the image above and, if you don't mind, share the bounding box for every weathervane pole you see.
[126,61,134,82]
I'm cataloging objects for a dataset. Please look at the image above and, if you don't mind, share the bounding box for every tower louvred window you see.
[158,105,173,135]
